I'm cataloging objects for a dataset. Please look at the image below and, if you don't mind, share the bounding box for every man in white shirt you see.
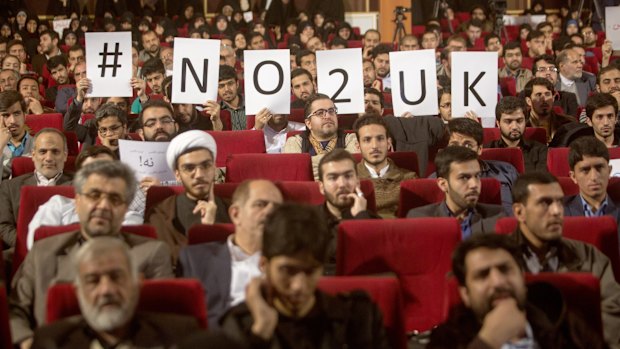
[252,107,305,153]
[178,179,283,328]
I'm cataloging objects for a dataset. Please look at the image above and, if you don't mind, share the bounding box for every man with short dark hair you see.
[45,55,71,103]
[526,30,546,58]
[362,29,381,59]
[585,93,619,147]
[371,44,391,91]
[531,54,579,117]
[523,77,576,143]
[484,33,502,56]
[465,19,483,47]
[138,99,178,142]
[362,88,384,117]
[161,76,222,133]
[399,34,419,51]
[130,57,166,114]
[0,90,33,182]
[218,64,246,130]
[408,146,504,237]
[564,137,619,221]
[296,49,317,80]
[499,41,533,94]
[428,233,607,349]
[485,96,548,172]
[31,30,61,76]
[290,68,316,109]
[139,30,161,63]
[63,70,104,143]
[362,59,381,90]
[67,44,84,73]
[179,179,283,328]
[9,161,173,348]
[597,65,620,108]
[17,76,46,115]
[510,171,620,346]
[354,115,416,218]
[222,203,389,347]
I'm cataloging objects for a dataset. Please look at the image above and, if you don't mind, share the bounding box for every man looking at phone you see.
[145,130,230,263]
[222,203,390,348]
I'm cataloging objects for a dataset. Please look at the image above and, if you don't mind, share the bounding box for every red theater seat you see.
[187,224,235,245]
[34,224,157,242]
[337,218,461,333]
[46,279,208,328]
[274,180,376,211]
[225,153,313,182]
[0,285,11,348]
[480,147,525,173]
[25,113,64,132]
[482,127,547,145]
[207,130,266,168]
[548,147,620,177]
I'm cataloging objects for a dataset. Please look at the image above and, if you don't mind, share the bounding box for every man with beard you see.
[45,55,72,104]
[523,78,576,143]
[130,58,166,114]
[581,26,598,49]
[17,76,48,115]
[509,172,620,347]
[317,149,379,274]
[162,76,222,133]
[529,55,579,118]
[252,107,305,153]
[597,65,620,109]
[74,104,130,157]
[354,116,416,218]
[499,42,533,94]
[362,29,380,60]
[218,65,246,130]
[139,30,161,64]
[31,237,198,348]
[159,46,173,75]
[428,233,607,349]
[222,203,389,348]
[179,179,283,328]
[145,130,231,263]
[137,99,178,142]
[584,93,620,147]
[564,137,620,223]
[283,94,359,180]
[556,48,597,107]
[371,44,391,91]
[290,68,316,109]
[408,146,504,237]
[63,72,104,146]
[9,161,173,349]
[363,59,382,91]
[0,90,33,182]
[31,30,61,77]
[296,50,317,81]
[485,97,548,172]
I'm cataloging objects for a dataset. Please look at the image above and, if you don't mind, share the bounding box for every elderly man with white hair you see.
[30,237,200,348]
[145,130,230,263]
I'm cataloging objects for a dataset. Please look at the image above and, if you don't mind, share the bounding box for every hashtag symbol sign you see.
[98,42,123,78]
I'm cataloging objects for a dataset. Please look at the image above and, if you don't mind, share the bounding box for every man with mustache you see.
[597,65,620,110]
[408,146,504,237]
[130,58,166,114]
[290,68,316,109]
[283,93,359,180]
[371,44,391,91]
[584,93,619,147]
[564,137,620,223]
[499,42,533,94]
[523,78,576,143]
[354,115,416,218]
[162,76,223,133]
[179,179,283,328]
[145,130,230,263]
[9,161,173,349]
[218,65,246,130]
[485,96,548,172]
[509,171,620,347]
[556,48,597,107]
[0,90,33,182]
[529,55,579,118]
[31,237,199,348]
[428,233,607,348]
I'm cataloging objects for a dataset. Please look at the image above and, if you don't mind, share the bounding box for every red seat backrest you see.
[207,130,266,167]
[397,178,501,217]
[480,147,525,174]
[482,127,547,145]
[25,113,64,133]
[318,276,407,349]
[499,77,517,97]
[0,285,11,348]
[495,216,620,281]
[337,218,461,333]
[352,152,419,176]
[225,153,313,182]
[46,279,208,328]
[34,225,157,242]
[545,147,620,177]
[187,223,235,245]
[272,180,377,211]
[557,176,579,196]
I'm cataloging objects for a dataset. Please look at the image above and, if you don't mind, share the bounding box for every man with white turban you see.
[145,130,230,263]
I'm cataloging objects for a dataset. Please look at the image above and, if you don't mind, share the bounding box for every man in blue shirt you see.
[0,90,33,183]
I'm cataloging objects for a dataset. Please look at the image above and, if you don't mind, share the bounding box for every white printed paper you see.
[244,49,291,115]
[171,38,220,104]
[316,48,365,114]
[118,140,175,181]
[85,32,133,97]
[390,49,438,117]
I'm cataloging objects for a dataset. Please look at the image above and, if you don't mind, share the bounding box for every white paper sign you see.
[85,32,133,97]
[390,49,438,117]
[316,48,364,114]
[606,7,620,50]
[118,140,175,181]
[171,38,220,104]
[52,19,71,38]
[244,49,291,115]
[451,52,498,128]
[610,159,620,177]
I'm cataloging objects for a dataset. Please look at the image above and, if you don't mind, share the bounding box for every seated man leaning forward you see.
[221,203,390,348]
[31,237,200,349]
[9,161,173,349]
[408,146,505,238]
[145,130,230,262]
[283,93,359,180]
[179,179,283,328]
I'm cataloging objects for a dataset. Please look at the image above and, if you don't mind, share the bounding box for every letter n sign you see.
[172,38,220,104]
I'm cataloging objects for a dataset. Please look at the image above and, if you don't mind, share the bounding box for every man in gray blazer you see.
[9,160,173,349]
[407,146,505,239]
[556,48,597,107]
[564,136,620,222]
[178,179,283,328]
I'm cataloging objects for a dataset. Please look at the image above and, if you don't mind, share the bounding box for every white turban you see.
[166,130,217,170]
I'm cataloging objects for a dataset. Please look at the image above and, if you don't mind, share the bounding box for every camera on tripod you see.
[488,0,507,14]
[394,6,411,15]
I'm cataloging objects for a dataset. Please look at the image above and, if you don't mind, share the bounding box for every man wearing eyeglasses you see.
[9,161,173,349]
[63,72,108,148]
[499,42,533,94]
[530,54,579,118]
[283,93,359,180]
[145,130,230,263]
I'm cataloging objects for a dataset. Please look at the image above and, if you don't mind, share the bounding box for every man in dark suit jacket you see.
[564,137,620,221]
[31,237,192,349]
[0,128,72,249]
[407,146,505,238]
[178,179,283,328]
[530,54,579,118]
[556,48,597,107]
[9,160,173,348]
